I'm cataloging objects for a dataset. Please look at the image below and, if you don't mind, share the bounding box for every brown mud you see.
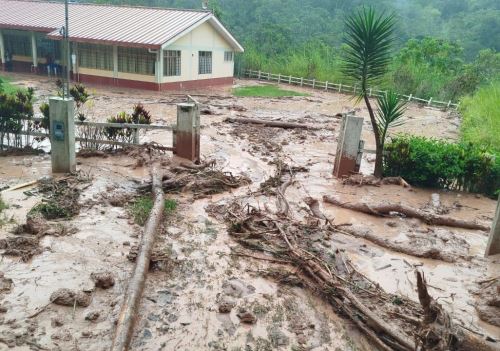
[0,73,497,350]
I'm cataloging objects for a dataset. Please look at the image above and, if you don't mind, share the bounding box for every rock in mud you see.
[85,310,100,321]
[51,328,73,341]
[222,279,253,298]
[218,296,236,313]
[51,316,64,327]
[237,309,257,324]
[50,288,92,307]
[90,271,115,289]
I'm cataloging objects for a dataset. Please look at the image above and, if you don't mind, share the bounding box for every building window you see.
[164,50,181,76]
[198,51,212,74]
[78,43,113,71]
[3,31,31,57]
[118,47,155,75]
[224,51,234,62]
[37,34,61,61]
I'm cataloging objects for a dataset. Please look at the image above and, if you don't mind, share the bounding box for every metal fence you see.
[243,69,459,110]
[0,116,174,151]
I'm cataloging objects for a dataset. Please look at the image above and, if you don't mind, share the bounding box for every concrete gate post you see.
[485,197,500,257]
[49,97,76,173]
[174,102,200,163]
[333,113,364,178]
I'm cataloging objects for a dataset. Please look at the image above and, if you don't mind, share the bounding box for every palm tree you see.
[341,7,398,177]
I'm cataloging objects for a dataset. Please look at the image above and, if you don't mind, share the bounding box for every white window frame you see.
[224,51,234,62]
[198,51,212,75]
[164,50,181,77]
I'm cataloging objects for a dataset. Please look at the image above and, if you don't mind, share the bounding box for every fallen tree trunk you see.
[225,117,321,130]
[111,164,165,351]
[323,195,490,231]
[334,225,457,262]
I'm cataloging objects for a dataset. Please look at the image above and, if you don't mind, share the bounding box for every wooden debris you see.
[111,164,166,351]
[323,195,490,231]
[225,116,321,130]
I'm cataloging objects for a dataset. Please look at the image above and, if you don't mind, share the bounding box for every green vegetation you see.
[341,7,399,177]
[30,202,71,220]
[0,195,8,213]
[459,81,500,153]
[0,75,22,95]
[384,135,500,197]
[233,85,307,97]
[130,195,177,226]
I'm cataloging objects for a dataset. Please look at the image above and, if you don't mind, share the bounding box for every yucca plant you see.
[341,7,398,177]
[376,91,408,150]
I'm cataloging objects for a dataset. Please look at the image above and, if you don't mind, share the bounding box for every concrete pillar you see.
[333,113,364,178]
[485,197,500,256]
[174,103,200,163]
[31,32,38,73]
[49,97,76,173]
[113,46,118,81]
[0,30,5,71]
[157,48,164,87]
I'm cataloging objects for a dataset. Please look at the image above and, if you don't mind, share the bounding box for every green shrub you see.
[384,135,500,197]
[30,202,70,219]
[0,195,7,213]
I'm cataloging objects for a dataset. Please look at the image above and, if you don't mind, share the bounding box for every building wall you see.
[2,20,237,90]
[162,21,235,84]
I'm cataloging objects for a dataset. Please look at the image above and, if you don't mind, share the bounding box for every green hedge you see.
[384,135,500,197]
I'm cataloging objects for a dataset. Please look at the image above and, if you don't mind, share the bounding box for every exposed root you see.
[138,160,251,198]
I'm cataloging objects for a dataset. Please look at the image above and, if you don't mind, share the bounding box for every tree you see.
[375,91,408,152]
[341,7,397,177]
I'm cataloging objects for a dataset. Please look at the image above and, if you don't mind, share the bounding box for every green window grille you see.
[78,43,113,71]
[3,31,31,57]
[164,50,181,76]
[36,34,61,61]
[118,47,155,75]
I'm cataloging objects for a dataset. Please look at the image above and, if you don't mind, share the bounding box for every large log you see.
[323,195,490,231]
[111,164,165,351]
[225,117,321,130]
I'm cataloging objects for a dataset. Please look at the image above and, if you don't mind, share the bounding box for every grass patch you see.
[0,75,22,94]
[233,85,308,98]
[130,195,177,226]
[459,81,500,153]
[0,195,7,213]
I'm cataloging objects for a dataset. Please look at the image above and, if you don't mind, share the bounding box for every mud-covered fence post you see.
[50,97,76,173]
[485,197,500,257]
[333,112,364,178]
[173,101,200,163]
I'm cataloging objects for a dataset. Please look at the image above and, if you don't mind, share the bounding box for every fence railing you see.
[243,69,459,110]
[0,116,174,151]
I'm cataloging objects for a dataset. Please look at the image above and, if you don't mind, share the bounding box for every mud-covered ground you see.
[0,73,498,351]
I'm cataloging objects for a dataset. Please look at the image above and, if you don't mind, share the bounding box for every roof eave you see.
[47,34,161,50]
[0,24,56,33]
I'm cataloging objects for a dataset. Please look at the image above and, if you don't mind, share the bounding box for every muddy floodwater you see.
[0,73,498,351]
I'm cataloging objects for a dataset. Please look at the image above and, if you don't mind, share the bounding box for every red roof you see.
[0,0,243,50]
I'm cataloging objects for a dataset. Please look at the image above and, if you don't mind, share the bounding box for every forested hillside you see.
[88,0,499,101]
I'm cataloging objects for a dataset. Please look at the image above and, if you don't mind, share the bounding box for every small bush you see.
[129,196,177,226]
[384,135,500,197]
[30,202,70,219]
[0,195,8,213]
